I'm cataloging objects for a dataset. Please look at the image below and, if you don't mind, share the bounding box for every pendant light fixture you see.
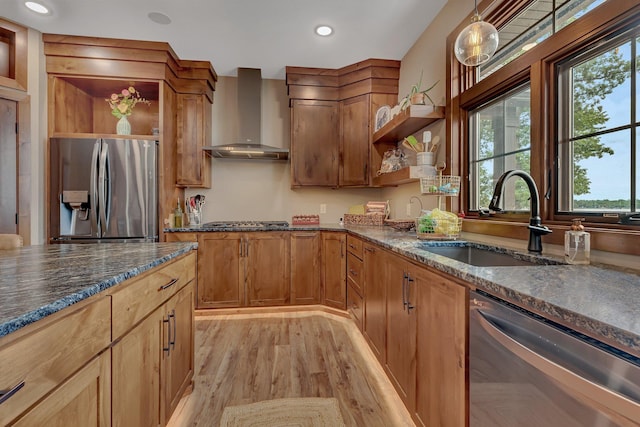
[453,0,499,67]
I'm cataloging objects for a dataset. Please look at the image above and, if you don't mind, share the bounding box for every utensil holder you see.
[417,152,435,166]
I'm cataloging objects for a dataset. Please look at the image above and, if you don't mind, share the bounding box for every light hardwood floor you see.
[167,310,415,426]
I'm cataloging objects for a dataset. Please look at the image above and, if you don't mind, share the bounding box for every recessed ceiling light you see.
[148,12,172,25]
[24,1,49,14]
[315,25,333,37]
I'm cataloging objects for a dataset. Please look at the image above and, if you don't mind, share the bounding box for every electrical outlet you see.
[406,203,412,216]
[320,203,327,214]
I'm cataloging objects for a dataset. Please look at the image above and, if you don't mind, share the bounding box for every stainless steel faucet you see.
[488,170,552,253]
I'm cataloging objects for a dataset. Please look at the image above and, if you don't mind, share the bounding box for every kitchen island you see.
[0,242,197,426]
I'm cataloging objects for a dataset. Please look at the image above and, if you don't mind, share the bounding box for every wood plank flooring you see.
[167,310,415,426]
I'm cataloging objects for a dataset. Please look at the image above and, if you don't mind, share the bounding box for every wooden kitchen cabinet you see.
[197,232,290,308]
[291,231,321,304]
[321,231,347,309]
[176,93,212,188]
[110,252,196,427]
[414,267,466,427]
[340,94,370,186]
[290,99,340,187]
[246,232,291,306]
[0,297,111,426]
[363,242,386,363]
[385,251,417,413]
[197,233,244,308]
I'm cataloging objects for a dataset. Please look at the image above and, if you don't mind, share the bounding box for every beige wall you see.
[381,0,471,220]
[186,76,383,224]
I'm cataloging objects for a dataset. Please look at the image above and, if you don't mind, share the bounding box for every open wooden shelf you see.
[51,132,159,140]
[373,105,445,144]
[372,168,418,186]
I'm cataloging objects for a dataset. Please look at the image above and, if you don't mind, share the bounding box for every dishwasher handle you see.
[474,306,640,424]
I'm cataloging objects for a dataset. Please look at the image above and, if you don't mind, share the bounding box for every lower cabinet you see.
[12,351,111,427]
[246,232,291,306]
[112,280,194,427]
[381,250,467,427]
[321,231,347,309]
[363,242,386,362]
[291,231,321,304]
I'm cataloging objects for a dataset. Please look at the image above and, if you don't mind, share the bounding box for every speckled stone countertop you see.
[167,224,640,357]
[0,242,197,339]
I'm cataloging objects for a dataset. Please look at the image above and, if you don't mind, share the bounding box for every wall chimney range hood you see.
[204,68,289,160]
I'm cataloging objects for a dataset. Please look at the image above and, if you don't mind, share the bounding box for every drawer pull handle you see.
[163,315,171,355]
[0,380,25,405]
[364,247,374,253]
[159,278,179,291]
[349,269,358,276]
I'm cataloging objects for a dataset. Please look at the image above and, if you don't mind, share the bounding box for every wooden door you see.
[321,232,346,309]
[163,282,195,423]
[12,351,111,427]
[415,267,467,427]
[340,94,370,186]
[291,231,321,304]
[0,98,16,234]
[385,255,417,412]
[246,232,291,306]
[290,99,339,187]
[363,243,386,362]
[197,233,244,308]
[112,310,161,427]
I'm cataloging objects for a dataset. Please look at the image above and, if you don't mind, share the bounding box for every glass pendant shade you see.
[454,14,499,66]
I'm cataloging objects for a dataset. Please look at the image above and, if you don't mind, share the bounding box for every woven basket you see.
[344,213,385,226]
[384,219,416,231]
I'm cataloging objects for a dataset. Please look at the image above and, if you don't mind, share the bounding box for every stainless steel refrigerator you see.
[49,137,158,242]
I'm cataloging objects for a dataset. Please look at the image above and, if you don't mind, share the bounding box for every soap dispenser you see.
[564,218,590,264]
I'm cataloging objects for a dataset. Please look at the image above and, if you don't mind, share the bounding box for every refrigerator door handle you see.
[90,140,101,237]
[98,142,109,236]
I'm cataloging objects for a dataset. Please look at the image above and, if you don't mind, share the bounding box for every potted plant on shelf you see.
[400,71,438,111]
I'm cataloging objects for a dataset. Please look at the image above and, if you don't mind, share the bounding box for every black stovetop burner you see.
[201,220,290,229]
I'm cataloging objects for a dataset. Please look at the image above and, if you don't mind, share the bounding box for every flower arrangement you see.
[106,86,151,119]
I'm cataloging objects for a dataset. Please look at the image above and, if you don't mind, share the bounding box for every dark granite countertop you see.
[167,223,640,357]
[0,242,197,339]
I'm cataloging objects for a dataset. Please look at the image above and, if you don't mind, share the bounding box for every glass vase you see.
[116,115,132,135]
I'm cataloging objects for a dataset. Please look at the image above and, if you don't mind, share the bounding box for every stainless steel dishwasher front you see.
[469,290,640,427]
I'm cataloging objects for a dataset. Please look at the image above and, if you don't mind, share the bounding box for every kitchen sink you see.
[418,243,564,267]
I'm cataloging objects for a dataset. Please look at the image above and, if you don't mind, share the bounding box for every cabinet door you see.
[415,268,467,427]
[363,243,386,362]
[291,99,339,187]
[163,281,195,423]
[12,351,110,427]
[176,94,212,188]
[112,310,162,427]
[385,256,417,412]
[291,231,321,304]
[321,232,346,309]
[246,232,291,306]
[340,94,370,186]
[197,233,244,308]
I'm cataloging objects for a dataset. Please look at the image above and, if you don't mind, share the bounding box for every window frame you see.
[447,0,640,255]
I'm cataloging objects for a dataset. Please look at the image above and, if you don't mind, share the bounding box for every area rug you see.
[219,397,346,426]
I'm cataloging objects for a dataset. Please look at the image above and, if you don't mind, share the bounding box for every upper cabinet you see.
[286,60,399,188]
[0,18,28,92]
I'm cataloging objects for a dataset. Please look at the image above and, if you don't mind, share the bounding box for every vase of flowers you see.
[106,86,150,135]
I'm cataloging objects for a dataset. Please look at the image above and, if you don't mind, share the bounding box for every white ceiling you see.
[2,0,448,79]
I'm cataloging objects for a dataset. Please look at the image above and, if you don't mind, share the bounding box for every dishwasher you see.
[469,290,640,426]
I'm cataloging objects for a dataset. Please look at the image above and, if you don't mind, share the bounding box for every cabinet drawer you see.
[347,283,363,331]
[111,252,196,339]
[347,252,363,295]
[346,235,363,259]
[0,297,111,425]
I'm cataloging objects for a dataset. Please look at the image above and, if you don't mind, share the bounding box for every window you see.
[469,85,531,211]
[557,27,639,216]
[479,0,607,80]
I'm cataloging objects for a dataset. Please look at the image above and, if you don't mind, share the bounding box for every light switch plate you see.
[320,204,327,214]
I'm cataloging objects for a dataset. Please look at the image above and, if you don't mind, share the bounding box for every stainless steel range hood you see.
[204,68,289,160]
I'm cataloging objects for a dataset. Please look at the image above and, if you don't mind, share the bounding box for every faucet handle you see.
[528,224,552,235]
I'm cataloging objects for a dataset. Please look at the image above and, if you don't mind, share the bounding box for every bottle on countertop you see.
[564,218,590,265]
[174,198,183,228]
